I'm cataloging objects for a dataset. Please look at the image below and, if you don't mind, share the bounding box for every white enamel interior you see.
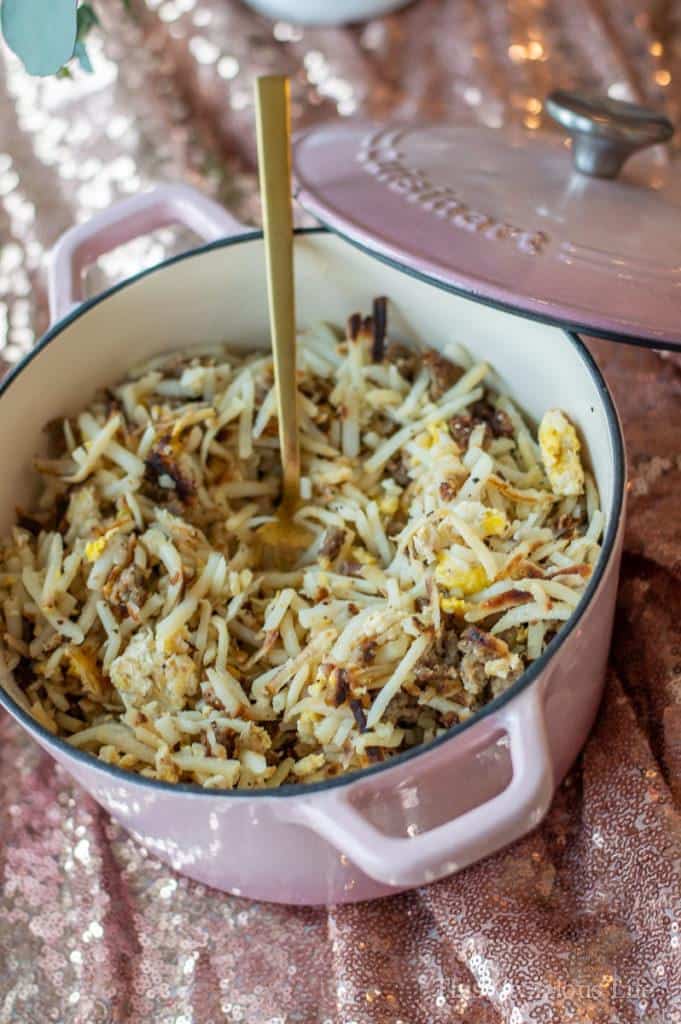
[0,231,616,521]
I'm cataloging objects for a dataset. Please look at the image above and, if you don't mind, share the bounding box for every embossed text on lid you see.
[293,119,681,351]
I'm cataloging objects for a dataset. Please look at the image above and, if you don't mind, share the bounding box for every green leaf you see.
[76,3,99,41]
[1,0,78,77]
[73,2,97,71]
[73,39,93,73]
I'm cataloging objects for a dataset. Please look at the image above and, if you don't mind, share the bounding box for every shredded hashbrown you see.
[0,301,603,788]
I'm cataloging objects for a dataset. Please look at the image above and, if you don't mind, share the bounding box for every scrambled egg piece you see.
[440,596,467,616]
[85,522,128,561]
[110,628,198,712]
[435,556,488,595]
[378,494,399,517]
[480,509,507,537]
[85,536,108,562]
[538,409,584,497]
[417,422,445,450]
[66,645,108,698]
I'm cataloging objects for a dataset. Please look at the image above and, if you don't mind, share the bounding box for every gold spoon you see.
[254,75,312,567]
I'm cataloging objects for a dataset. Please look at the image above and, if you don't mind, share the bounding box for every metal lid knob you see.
[546,89,674,179]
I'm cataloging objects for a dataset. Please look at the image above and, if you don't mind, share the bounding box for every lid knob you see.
[546,90,673,179]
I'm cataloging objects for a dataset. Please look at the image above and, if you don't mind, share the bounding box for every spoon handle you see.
[255,75,300,508]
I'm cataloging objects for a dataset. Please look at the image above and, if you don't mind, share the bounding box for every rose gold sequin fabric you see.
[1,2,680,1022]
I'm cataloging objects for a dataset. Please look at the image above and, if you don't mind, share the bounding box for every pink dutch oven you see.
[0,180,625,904]
[12,87,680,904]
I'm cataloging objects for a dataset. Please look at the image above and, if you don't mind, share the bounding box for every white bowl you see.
[242,0,411,26]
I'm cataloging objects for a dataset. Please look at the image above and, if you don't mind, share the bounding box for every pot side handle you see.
[297,684,554,889]
[47,183,250,324]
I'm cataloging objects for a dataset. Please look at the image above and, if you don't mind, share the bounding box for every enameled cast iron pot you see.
[0,184,625,905]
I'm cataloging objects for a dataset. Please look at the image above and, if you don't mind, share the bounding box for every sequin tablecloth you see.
[1,2,680,1022]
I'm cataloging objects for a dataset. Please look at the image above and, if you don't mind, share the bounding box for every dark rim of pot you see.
[0,227,625,799]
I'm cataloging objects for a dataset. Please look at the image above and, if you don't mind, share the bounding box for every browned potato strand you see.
[0,305,602,787]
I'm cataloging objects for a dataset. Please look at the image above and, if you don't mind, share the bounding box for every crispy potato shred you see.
[0,301,603,788]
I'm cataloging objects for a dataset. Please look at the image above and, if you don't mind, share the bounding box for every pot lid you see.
[292,92,680,351]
